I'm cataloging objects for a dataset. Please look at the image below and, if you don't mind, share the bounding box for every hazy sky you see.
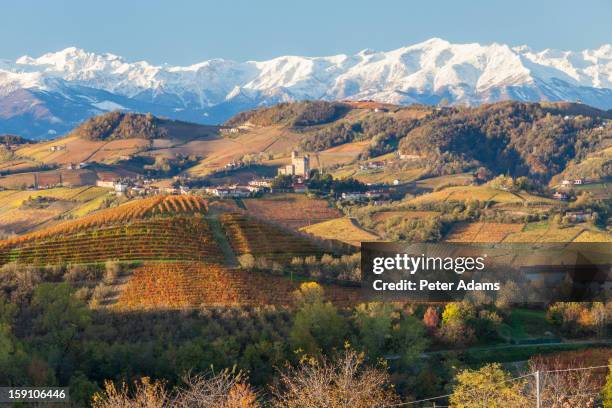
[2,0,610,65]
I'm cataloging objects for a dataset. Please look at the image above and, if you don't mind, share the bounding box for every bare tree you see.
[172,370,259,408]
[92,371,259,408]
[271,349,400,408]
[92,377,170,408]
[529,356,606,408]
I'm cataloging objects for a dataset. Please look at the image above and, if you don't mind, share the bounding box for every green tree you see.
[0,298,30,385]
[353,302,394,360]
[391,314,429,366]
[272,175,293,189]
[31,283,91,382]
[289,283,347,355]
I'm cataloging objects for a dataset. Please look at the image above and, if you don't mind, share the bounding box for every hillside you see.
[69,111,218,141]
[2,100,609,185]
[398,101,611,181]
[225,100,350,127]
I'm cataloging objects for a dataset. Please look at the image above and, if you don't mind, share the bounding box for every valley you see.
[0,98,609,406]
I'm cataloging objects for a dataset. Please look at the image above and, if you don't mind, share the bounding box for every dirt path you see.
[207,212,239,268]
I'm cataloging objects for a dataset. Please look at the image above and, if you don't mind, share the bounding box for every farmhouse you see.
[49,145,65,152]
[553,191,569,200]
[398,152,421,160]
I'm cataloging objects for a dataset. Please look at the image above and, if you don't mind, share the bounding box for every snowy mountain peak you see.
[1,39,611,139]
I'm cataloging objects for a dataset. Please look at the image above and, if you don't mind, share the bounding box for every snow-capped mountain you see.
[1,38,611,139]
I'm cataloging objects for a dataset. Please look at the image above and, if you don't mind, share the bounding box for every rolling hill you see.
[0,194,359,308]
[2,100,609,186]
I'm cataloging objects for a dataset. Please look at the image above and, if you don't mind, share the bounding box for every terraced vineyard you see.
[445,221,611,243]
[0,216,222,265]
[220,213,325,262]
[2,194,207,245]
[242,194,341,229]
[0,195,217,265]
[445,222,524,243]
[118,262,360,309]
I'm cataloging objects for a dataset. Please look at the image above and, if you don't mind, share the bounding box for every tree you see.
[92,371,259,408]
[271,349,400,408]
[439,302,476,346]
[530,355,603,408]
[272,175,293,190]
[604,361,612,408]
[353,302,394,360]
[423,306,440,332]
[30,283,91,383]
[0,297,30,385]
[290,283,347,354]
[391,314,429,367]
[450,363,530,407]
[92,377,169,408]
[173,370,259,408]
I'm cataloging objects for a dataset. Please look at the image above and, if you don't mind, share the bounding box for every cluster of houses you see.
[95,177,186,196]
[552,178,589,200]
[204,185,258,198]
[203,177,310,198]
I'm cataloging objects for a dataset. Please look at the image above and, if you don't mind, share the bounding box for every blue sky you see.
[3,0,610,64]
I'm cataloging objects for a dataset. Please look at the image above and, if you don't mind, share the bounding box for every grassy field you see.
[498,309,558,341]
[313,140,371,169]
[301,217,379,247]
[16,136,150,165]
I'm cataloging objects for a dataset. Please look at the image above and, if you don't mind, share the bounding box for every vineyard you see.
[243,194,341,229]
[0,216,222,265]
[117,262,361,309]
[0,195,218,265]
[220,213,325,262]
[0,194,208,245]
[445,222,525,243]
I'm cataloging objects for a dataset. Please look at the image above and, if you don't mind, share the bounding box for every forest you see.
[0,260,610,406]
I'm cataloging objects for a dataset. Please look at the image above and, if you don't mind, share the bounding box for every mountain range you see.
[1,38,611,139]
